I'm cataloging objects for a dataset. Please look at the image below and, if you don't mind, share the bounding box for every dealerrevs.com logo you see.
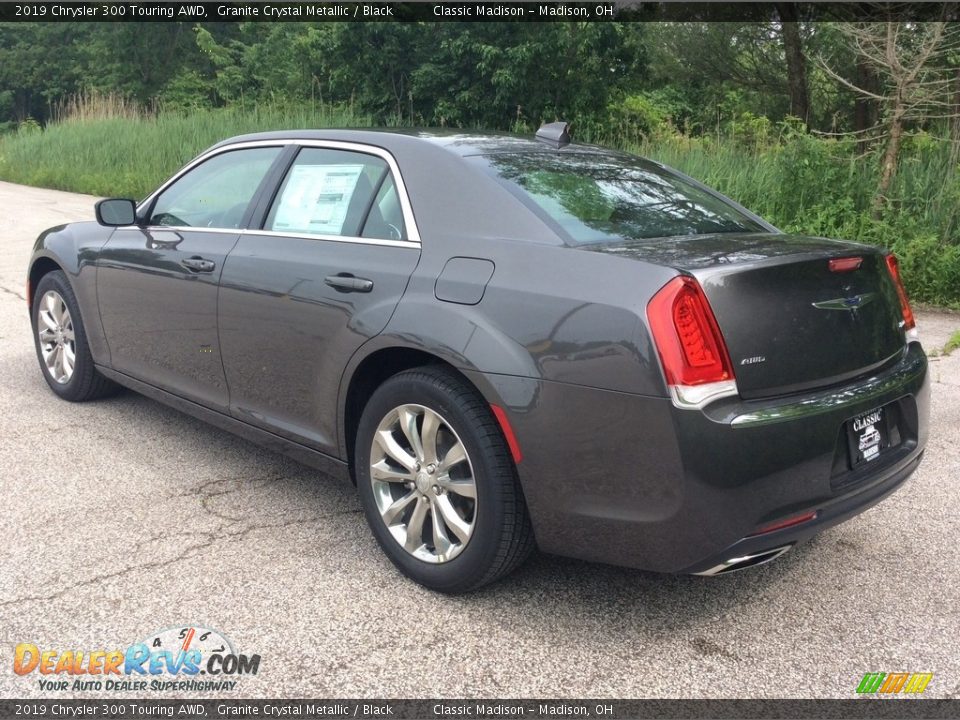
[14,626,260,692]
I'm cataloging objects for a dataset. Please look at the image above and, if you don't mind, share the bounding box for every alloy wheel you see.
[37,290,76,384]
[369,404,477,563]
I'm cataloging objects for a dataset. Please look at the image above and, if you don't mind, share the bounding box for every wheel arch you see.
[339,344,506,483]
[27,255,66,309]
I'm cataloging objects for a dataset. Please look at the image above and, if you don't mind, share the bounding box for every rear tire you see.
[31,270,119,402]
[355,366,534,593]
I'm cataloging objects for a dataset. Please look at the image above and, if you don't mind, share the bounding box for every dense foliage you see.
[1,20,959,306]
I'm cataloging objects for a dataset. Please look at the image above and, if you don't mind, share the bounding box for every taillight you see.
[647,276,734,390]
[884,254,916,331]
[828,256,863,273]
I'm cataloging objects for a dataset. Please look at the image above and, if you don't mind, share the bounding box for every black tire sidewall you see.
[355,370,514,592]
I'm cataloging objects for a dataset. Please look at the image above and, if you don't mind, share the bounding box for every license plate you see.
[846,406,890,467]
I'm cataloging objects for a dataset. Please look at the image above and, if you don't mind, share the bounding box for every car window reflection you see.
[149,147,282,229]
[476,152,766,245]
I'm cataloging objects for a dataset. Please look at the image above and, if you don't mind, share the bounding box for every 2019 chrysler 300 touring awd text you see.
[27,123,929,592]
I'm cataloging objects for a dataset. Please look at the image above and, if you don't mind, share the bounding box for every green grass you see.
[943,330,960,356]
[2,104,959,306]
[0,104,372,199]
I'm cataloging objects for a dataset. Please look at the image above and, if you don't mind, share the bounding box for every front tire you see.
[355,367,534,593]
[31,270,118,402]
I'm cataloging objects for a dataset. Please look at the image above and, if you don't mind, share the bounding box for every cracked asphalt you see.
[0,180,958,699]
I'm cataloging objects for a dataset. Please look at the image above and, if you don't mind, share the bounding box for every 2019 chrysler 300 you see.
[26,124,929,592]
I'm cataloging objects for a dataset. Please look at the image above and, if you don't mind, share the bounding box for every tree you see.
[776,3,811,125]
[820,17,960,214]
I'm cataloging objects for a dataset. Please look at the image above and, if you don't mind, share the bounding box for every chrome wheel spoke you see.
[44,345,59,373]
[430,501,454,559]
[38,309,58,333]
[382,490,418,526]
[404,499,429,552]
[43,292,59,319]
[371,459,413,483]
[52,345,65,380]
[420,408,441,464]
[440,442,467,472]
[375,428,417,472]
[398,406,425,462]
[440,477,476,500]
[62,345,75,375]
[435,494,472,543]
[38,328,57,345]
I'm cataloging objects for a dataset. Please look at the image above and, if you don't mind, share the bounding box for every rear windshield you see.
[473,152,767,245]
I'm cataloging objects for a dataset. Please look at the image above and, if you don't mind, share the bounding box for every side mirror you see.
[95,198,137,227]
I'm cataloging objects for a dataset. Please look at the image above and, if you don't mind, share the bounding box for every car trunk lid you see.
[589,233,908,399]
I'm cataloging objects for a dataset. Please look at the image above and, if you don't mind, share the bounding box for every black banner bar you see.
[2,2,619,22]
[1,2,959,23]
[3,699,960,720]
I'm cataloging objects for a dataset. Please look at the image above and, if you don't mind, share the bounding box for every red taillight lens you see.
[647,276,734,387]
[829,256,863,273]
[884,254,915,331]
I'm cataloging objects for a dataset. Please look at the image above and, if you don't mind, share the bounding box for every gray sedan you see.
[26,124,928,592]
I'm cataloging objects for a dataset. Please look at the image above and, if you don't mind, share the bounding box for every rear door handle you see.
[325,274,374,293]
[181,256,216,273]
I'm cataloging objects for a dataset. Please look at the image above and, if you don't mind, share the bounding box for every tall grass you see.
[51,90,148,123]
[0,95,372,199]
[1,96,958,305]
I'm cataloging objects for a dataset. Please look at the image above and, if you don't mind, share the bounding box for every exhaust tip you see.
[693,544,793,577]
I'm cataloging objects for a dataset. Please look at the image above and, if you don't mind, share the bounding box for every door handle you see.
[181,256,216,273]
[324,274,374,293]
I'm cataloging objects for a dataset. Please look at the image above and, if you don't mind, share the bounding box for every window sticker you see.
[272,164,365,235]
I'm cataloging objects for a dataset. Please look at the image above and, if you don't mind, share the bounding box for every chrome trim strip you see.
[242,228,418,249]
[692,545,793,577]
[730,344,925,428]
[670,380,739,410]
[133,138,422,246]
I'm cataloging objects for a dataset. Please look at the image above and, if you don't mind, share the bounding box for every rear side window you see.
[266,148,404,239]
[473,152,766,245]
[149,147,282,229]
[361,175,406,241]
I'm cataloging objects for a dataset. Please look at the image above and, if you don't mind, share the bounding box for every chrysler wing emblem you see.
[811,292,877,311]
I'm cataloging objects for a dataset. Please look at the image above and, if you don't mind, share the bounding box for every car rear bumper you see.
[682,446,922,575]
[469,341,929,574]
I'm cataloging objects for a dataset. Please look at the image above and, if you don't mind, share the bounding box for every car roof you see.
[210,128,613,158]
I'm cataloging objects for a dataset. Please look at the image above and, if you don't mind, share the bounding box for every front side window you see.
[475,152,766,245]
[149,147,282,229]
[266,148,404,239]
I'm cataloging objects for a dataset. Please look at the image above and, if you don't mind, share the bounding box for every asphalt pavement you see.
[0,180,957,699]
